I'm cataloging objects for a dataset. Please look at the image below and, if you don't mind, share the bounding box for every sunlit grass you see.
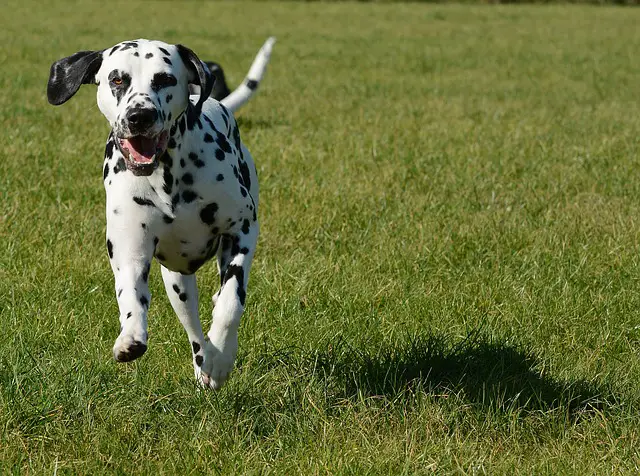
[1,1,640,473]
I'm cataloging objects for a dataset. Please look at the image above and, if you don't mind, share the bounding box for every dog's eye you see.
[111,77,123,86]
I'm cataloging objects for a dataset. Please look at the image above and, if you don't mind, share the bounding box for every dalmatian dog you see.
[46,37,274,390]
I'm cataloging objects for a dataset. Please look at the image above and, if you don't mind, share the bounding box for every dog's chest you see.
[144,159,255,274]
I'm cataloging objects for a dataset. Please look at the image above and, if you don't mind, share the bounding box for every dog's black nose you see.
[126,108,158,132]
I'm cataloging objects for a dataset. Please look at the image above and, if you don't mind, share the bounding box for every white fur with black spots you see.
[47,38,273,390]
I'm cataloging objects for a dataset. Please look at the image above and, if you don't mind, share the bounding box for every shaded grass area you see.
[2,0,640,473]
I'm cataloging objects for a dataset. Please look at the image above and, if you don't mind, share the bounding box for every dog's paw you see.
[113,331,148,362]
[194,331,238,390]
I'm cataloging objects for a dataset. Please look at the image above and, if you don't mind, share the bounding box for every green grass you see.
[2,1,640,473]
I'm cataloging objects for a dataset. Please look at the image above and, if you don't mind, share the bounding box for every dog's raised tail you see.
[220,37,276,113]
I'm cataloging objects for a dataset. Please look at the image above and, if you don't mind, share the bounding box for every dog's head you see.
[47,39,213,175]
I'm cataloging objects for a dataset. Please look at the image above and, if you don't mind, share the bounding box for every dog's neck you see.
[144,103,202,215]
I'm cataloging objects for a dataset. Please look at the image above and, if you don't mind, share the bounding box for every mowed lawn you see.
[2,1,640,473]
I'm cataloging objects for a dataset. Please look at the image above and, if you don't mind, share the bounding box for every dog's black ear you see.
[47,50,104,105]
[176,44,214,113]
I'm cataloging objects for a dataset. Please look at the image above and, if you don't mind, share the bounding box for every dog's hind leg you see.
[159,266,210,386]
[212,235,233,306]
[202,222,259,390]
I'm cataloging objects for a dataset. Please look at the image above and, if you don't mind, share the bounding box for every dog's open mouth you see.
[117,131,169,176]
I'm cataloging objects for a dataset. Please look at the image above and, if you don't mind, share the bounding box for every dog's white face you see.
[96,40,190,168]
[47,39,213,174]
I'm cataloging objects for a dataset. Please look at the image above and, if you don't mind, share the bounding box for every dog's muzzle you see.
[116,130,169,176]
[115,107,168,176]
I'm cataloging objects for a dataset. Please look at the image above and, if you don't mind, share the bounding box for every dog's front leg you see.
[107,230,155,362]
[159,266,211,387]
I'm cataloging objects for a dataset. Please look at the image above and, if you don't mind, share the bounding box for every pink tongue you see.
[122,136,158,164]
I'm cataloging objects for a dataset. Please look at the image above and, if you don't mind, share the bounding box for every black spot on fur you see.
[203,115,216,131]
[151,72,177,92]
[142,261,151,282]
[179,292,187,302]
[195,355,203,366]
[158,47,170,55]
[160,152,172,167]
[230,236,240,255]
[114,157,127,174]
[216,174,224,181]
[188,152,204,168]
[220,104,230,119]
[168,137,176,149]
[120,42,138,51]
[163,57,172,66]
[109,46,120,56]
[172,193,180,210]
[200,203,218,225]
[204,133,214,143]
[163,215,174,224]
[239,160,251,190]
[192,341,200,354]
[141,223,147,229]
[216,131,232,153]
[133,196,155,207]
[224,264,246,306]
[103,163,109,180]
[186,105,197,131]
[126,311,132,319]
[107,239,114,259]
[182,190,197,203]
[173,284,180,293]
[163,165,173,195]
[105,139,115,159]
[245,79,259,90]
[179,116,186,136]
[145,52,153,59]
[180,158,186,168]
[140,295,149,308]
[215,149,225,161]
[240,187,247,198]
[242,219,250,234]
[182,173,193,185]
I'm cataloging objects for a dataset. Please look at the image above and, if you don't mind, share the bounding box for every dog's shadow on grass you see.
[304,331,616,418]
